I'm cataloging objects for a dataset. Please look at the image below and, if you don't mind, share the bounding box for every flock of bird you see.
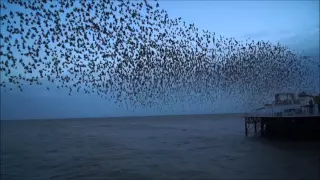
[0,0,316,111]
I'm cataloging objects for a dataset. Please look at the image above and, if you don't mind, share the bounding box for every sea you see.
[1,114,320,180]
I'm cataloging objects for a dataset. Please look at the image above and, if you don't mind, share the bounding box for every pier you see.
[244,92,320,140]
[245,115,320,140]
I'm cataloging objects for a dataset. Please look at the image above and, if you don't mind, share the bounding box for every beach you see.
[1,114,320,180]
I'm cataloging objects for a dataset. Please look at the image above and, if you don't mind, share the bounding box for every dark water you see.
[1,115,320,180]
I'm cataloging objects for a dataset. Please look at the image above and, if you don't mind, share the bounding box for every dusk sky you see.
[1,0,319,120]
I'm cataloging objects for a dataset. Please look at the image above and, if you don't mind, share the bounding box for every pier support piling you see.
[254,120,257,133]
[245,117,248,136]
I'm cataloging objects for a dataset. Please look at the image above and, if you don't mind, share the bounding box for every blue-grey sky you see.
[161,1,319,55]
[1,0,319,120]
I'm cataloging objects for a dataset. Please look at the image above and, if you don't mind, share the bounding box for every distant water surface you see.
[1,114,320,180]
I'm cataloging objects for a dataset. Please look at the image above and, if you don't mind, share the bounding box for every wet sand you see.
[1,114,320,180]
